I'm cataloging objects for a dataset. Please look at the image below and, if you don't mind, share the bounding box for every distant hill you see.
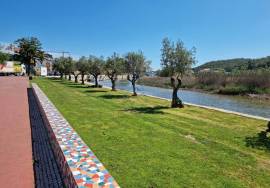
[194,56,270,72]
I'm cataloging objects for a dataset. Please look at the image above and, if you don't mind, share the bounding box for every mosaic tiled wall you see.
[32,83,119,188]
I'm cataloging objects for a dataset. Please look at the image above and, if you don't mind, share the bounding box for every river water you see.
[98,80,270,119]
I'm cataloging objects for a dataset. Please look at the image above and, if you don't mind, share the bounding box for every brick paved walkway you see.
[28,88,64,188]
[0,77,34,188]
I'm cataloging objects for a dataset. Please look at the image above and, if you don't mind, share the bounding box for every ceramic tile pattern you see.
[32,83,119,188]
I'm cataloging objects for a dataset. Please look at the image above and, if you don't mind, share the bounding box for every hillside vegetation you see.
[139,69,270,97]
[148,56,270,97]
[193,56,270,72]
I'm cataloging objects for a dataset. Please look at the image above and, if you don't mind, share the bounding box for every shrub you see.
[218,85,249,95]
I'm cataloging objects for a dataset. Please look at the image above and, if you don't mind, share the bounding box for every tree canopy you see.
[88,55,104,87]
[15,37,45,75]
[104,53,125,90]
[77,56,89,84]
[53,57,69,79]
[0,52,12,64]
[161,37,196,77]
[125,51,151,95]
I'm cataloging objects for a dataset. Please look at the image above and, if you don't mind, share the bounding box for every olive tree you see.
[88,55,104,87]
[53,57,66,79]
[77,56,89,84]
[15,37,45,76]
[104,53,124,91]
[161,37,196,108]
[72,60,80,83]
[53,57,73,79]
[125,51,150,96]
[63,57,73,80]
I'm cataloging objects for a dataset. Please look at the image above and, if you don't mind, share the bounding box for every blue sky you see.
[1,0,270,69]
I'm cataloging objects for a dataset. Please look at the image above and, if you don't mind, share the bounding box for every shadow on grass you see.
[66,84,89,89]
[245,131,270,151]
[125,106,169,114]
[89,85,103,88]
[99,94,129,99]
[49,78,74,84]
[51,79,89,88]
[49,78,63,82]
[84,90,108,93]
[47,78,108,92]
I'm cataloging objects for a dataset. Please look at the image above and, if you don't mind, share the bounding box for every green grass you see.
[32,77,270,188]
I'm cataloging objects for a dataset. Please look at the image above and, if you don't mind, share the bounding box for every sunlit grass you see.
[33,77,270,188]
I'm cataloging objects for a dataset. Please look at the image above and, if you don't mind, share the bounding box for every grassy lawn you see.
[33,77,270,188]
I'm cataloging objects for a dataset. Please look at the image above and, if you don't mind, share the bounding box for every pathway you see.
[0,77,34,187]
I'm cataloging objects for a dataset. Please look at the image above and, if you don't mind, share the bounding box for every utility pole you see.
[61,51,70,57]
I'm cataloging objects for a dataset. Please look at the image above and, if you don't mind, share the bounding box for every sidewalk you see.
[0,77,34,188]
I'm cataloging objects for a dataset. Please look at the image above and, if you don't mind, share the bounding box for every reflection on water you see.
[99,80,270,119]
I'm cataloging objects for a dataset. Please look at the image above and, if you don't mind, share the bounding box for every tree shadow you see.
[54,80,89,89]
[99,94,129,99]
[84,90,108,93]
[89,85,103,88]
[49,78,63,82]
[67,84,89,89]
[125,106,169,114]
[245,131,270,151]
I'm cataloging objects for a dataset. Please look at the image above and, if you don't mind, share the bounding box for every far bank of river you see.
[98,80,270,119]
[137,78,270,101]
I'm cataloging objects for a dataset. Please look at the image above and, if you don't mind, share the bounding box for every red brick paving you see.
[0,77,34,188]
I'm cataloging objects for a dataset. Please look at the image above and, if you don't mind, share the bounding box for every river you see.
[98,80,270,119]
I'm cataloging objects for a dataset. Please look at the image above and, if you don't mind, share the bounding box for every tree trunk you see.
[171,87,183,108]
[81,74,85,85]
[94,76,98,87]
[60,73,63,79]
[111,79,116,91]
[74,75,78,83]
[26,64,31,76]
[132,81,137,96]
[68,74,71,81]
[170,77,184,108]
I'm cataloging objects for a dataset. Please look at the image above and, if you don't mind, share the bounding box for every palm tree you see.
[15,37,45,76]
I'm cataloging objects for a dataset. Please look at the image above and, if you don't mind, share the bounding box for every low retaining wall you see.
[32,83,119,188]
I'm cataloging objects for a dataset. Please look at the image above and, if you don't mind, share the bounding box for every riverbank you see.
[137,76,270,102]
[99,79,270,118]
[32,77,270,187]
